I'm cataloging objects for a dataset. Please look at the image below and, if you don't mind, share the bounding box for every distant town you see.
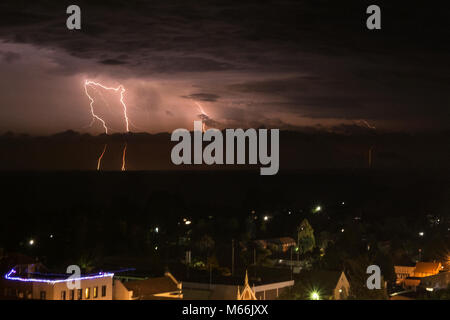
[1,171,449,300]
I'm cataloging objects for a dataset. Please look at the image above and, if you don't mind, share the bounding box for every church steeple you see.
[237,269,257,300]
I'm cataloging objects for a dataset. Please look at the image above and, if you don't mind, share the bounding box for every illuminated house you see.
[1,264,183,300]
[394,265,415,285]
[2,264,114,300]
[255,237,296,253]
[413,262,442,278]
[398,262,443,290]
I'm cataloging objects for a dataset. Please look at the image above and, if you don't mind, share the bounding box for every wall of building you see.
[394,266,415,284]
[332,273,350,300]
[113,279,134,300]
[0,279,33,299]
[253,280,294,300]
[32,282,55,300]
[29,276,113,300]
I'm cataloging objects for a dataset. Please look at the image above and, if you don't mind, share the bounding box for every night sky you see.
[0,0,449,135]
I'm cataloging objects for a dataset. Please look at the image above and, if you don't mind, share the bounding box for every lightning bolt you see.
[357,119,376,130]
[97,144,107,171]
[84,81,108,133]
[194,101,208,132]
[83,80,132,171]
[121,143,127,171]
[195,101,208,116]
[84,80,130,133]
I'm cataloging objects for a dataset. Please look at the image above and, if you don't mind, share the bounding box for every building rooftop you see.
[4,267,114,284]
[414,262,441,275]
[3,264,117,284]
[121,273,181,299]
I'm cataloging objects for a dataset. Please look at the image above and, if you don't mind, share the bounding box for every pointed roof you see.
[244,270,248,286]
[237,270,257,300]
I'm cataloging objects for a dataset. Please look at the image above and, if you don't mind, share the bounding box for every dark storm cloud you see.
[182,93,220,102]
[0,0,252,73]
[228,77,310,94]
[0,1,382,74]
[227,77,369,119]
[99,59,127,65]
[0,0,448,132]
[0,0,448,72]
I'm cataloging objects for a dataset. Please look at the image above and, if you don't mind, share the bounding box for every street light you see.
[310,291,320,300]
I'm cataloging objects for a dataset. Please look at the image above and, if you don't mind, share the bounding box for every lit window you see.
[93,286,98,299]
[85,288,90,299]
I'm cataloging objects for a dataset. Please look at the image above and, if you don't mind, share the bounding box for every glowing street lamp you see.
[313,205,322,213]
[310,291,320,300]
[28,239,35,246]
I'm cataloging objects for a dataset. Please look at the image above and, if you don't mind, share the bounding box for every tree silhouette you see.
[297,219,315,255]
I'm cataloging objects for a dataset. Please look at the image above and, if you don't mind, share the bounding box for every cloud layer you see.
[0,0,448,134]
